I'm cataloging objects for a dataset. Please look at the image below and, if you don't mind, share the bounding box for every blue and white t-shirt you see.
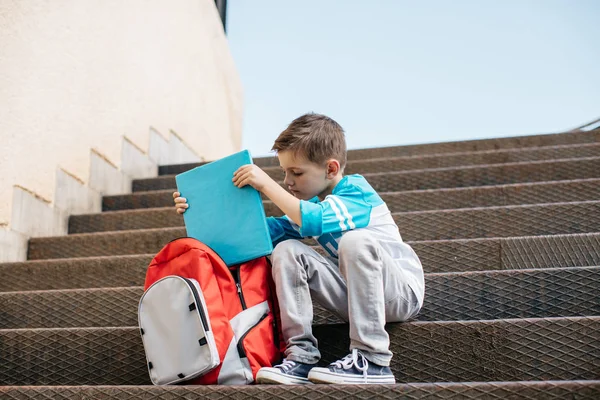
[266,174,424,306]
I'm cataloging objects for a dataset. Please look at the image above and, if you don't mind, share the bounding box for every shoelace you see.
[276,359,297,372]
[332,348,369,383]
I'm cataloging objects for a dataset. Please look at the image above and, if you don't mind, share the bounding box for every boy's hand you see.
[232,164,273,192]
[173,191,189,214]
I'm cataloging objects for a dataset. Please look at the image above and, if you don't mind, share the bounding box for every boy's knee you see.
[271,239,308,270]
[338,230,376,258]
[273,239,301,254]
[271,239,315,279]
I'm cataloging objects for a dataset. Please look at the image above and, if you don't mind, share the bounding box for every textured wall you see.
[0,0,243,226]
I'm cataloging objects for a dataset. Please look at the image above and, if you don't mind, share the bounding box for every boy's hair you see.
[272,113,347,170]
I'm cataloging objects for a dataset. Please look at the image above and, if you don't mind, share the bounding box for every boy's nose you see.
[283,174,294,186]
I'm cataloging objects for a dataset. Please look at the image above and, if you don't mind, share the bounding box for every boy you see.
[173,113,424,385]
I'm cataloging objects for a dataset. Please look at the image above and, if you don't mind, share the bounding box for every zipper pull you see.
[236,283,242,294]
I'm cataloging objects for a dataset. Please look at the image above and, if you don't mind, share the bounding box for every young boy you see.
[173,113,424,385]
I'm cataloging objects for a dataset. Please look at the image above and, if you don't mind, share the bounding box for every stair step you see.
[132,157,600,192]
[0,255,151,292]
[8,235,599,291]
[160,129,600,170]
[159,142,600,178]
[399,201,600,241]
[314,266,600,325]
[419,266,600,321]
[71,201,600,242]
[27,230,600,273]
[0,287,141,329]
[343,129,600,161]
[0,317,597,385]
[315,317,600,383]
[2,381,600,399]
[103,178,600,212]
[28,227,186,260]
[412,232,600,273]
[2,267,598,329]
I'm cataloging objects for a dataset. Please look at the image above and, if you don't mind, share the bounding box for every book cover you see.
[175,150,273,266]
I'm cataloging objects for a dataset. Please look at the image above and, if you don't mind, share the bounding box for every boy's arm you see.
[232,165,379,238]
[266,216,303,246]
[260,179,302,226]
[233,164,302,226]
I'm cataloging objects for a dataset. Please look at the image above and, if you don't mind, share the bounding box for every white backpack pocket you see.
[138,276,220,385]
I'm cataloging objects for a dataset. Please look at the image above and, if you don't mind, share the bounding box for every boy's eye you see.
[292,172,303,176]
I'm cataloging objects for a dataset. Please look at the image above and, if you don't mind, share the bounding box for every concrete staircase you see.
[1,129,600,399]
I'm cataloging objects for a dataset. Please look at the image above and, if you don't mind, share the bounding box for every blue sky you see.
[227,0,600,157]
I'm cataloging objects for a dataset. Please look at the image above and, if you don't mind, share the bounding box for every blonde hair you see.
[272,113,347,169]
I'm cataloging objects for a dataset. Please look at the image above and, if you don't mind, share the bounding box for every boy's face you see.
[278,150,337,200]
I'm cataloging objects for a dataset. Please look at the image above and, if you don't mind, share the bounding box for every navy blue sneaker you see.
[308,349,395,384]
[256,359,315,384]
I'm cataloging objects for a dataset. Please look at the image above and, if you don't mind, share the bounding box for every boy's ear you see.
[325,159,341,178]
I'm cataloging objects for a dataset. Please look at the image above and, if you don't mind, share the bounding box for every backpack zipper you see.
[181,277,210,332]
[236,311,269,358]
[231,266,247,310]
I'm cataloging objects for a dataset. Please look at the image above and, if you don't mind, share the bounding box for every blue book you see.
[175,150,273,266]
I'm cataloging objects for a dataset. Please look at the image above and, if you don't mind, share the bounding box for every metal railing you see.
[568,116,600,132]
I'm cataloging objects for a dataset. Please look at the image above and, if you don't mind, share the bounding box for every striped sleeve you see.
[299,187,376,237]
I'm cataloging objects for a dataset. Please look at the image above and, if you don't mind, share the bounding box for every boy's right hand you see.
[173,191,189,214]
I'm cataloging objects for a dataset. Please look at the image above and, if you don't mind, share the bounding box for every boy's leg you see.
[270,239,350,364]
[308,230,420,384]
[338,229,420,367]
[256,239,349,384]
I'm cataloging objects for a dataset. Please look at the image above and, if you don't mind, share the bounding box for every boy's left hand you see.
[233,164,273,192]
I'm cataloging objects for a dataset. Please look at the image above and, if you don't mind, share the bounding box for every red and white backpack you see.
[138,238,283,385]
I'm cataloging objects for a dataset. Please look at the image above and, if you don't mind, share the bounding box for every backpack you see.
[138,237,283,385]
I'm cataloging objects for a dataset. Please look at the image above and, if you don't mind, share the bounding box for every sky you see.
[227,0,600,157]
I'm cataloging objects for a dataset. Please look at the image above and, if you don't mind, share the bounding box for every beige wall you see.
[0,0,243,228]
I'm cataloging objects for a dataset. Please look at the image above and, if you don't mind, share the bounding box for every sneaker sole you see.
[308,369,396,385]
[256,369,312,385]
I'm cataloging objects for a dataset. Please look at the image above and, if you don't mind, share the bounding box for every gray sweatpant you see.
[271,230,421,367]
